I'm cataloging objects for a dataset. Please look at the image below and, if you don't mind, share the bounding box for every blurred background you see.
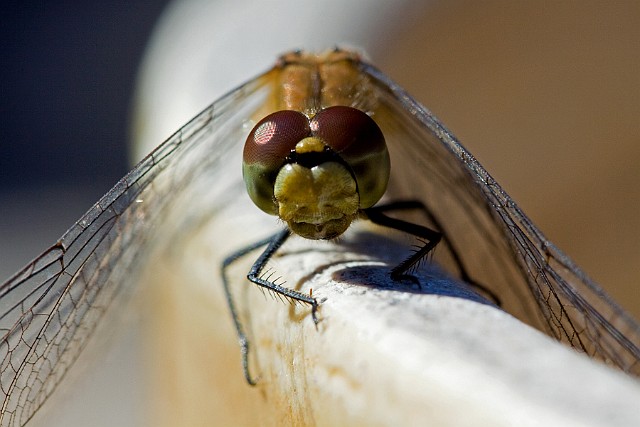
[0,1,638,426]
[0,2,168,276]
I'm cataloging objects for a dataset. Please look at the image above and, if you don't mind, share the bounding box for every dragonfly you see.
[1,49,638,426]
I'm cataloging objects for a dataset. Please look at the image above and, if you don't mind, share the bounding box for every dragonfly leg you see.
[364,200,500,305]
[221,228,318,385]
[363,202,442,280]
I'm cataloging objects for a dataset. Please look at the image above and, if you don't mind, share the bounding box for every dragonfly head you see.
[243,106,390,240]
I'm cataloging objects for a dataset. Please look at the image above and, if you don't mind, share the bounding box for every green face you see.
[242,106,390,240]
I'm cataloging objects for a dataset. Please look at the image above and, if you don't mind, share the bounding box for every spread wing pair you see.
[0,52,637,427]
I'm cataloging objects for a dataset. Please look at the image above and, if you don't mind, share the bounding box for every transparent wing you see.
[361,62,640,375]
[0,69,273,427]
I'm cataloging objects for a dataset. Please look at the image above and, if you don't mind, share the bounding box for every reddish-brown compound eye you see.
[243,110,311,215]
[311,106,384,156]
[243,110,311,168]
[310,106,390,209]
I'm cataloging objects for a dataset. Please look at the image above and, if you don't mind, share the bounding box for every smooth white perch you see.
[146,190,640,427]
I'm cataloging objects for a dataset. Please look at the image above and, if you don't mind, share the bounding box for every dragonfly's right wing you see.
[0,67,275,427]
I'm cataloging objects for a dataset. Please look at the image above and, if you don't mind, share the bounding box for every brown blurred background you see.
[377,1,639,316]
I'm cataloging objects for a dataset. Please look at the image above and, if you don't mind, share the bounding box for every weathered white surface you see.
[146,190,640,427]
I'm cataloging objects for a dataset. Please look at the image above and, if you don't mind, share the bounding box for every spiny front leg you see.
[246,229,319,318]
[222,228,320,385]
[362,204,442,280]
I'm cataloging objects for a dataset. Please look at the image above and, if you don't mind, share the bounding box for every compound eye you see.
[243,110,310,170]
[310,106,389,209]
[310,106,385,157]
[243,110,311,215]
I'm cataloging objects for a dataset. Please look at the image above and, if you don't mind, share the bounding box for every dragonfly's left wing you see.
[360,61,640,375]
